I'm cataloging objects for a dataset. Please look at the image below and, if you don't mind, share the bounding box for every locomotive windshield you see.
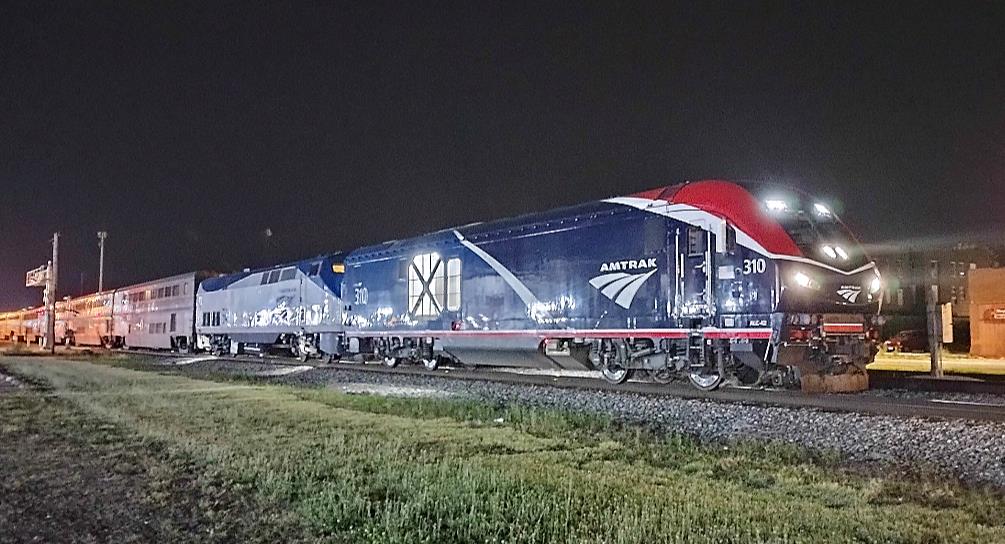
[763,194,870,269]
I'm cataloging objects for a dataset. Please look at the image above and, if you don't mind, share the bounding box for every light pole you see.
[47,233,59,353]
[97,231,107,292]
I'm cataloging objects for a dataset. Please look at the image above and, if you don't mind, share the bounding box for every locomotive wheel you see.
[734,364,763,386]
[601,364,631,385]
[382,356,400,368]
[289,338,307,362]
[688,370,723,391]
[647,367,674,384]
[422,357,439,371]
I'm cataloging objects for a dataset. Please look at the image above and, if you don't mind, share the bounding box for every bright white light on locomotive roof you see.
[821,245,838,259]
[834,246,849,260]
[765,199,788,212]
[814,203,832,216]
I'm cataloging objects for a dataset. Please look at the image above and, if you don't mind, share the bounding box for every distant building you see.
[969,268,1005,358]
[873,244,997,318]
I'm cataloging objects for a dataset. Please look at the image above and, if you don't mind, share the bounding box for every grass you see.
[0,365,310,543]
[869,351,1005,375]
[3,357,1005,543]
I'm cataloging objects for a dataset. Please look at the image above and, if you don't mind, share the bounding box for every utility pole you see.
[97,231,107,292]
[927,259,942,377]
[46,232,59,354]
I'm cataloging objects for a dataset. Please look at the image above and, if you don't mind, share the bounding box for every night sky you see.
[1,2,1002,309]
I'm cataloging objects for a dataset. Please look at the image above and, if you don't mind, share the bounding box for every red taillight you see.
[789,328,811,341]
[822,323,865,335]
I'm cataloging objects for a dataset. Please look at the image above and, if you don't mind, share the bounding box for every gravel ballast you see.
[158,357,1005,488]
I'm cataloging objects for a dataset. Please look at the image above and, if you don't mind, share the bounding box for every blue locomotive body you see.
[341,180,882,390]
[344,201,776,337]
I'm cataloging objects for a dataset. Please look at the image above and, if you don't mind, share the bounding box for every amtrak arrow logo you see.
[589,269,657,309]
[837,285,862,303]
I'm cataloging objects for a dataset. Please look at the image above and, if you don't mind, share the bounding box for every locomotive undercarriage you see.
[371,336,450,371]
[568,337,799,390]
[342,324,872,392]
[568,332,872,392]
[200,332,339,362]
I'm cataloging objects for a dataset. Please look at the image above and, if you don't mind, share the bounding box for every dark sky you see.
[1,1,1003,309]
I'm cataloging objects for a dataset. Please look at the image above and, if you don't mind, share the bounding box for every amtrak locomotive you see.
[1,180,881,391]
[196,253,345,360]
[341,180,881,391]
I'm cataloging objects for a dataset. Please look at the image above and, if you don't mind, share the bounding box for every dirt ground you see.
[0,369,309,544]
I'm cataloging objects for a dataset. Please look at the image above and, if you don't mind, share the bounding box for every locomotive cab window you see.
[308,262,321,277]
[643,216,665,254]
[687,227,705,257]
[280,267,297,281]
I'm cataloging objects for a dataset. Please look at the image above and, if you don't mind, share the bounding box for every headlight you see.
[765,199,788,212]
[793,272,820,290]
[869,276,882,294]
[821,244,849,260]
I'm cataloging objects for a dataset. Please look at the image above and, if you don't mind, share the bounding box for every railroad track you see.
[83,347,1005,423]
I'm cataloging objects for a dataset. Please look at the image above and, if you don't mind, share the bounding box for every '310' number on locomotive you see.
[742,258,767,275]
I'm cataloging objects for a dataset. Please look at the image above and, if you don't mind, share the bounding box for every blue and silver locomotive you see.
[197,253,345,360]
[341,180,881,391]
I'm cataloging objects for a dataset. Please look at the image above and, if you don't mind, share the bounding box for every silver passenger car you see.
[111,272,207,350]
[60,291,115,347]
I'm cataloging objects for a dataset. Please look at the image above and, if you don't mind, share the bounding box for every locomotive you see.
[196,253,345,360]
[341,180,881,391]
[1,179,881,391]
